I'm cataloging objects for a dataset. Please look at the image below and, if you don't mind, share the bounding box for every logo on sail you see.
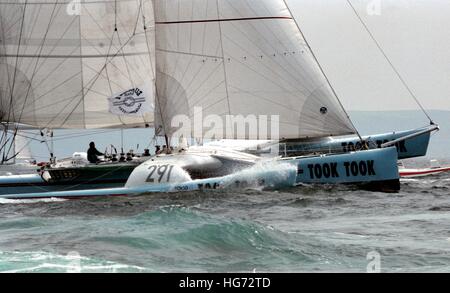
[108,87,154,116]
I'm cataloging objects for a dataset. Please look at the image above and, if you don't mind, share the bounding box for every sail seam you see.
[0,52,150,58]
[3,0,28,162]
[215,0,232,116]
[227,0,320,93]
[78,6,86,129]
[15,1,63,147]
[55,32,139,128]
[281,0,362,140]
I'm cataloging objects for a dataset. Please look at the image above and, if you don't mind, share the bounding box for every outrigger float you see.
[279,125,437,160]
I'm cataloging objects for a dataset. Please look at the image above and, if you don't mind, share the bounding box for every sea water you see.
[1,162,450,272]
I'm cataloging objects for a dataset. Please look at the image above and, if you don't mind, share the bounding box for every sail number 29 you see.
[146,165,175,183]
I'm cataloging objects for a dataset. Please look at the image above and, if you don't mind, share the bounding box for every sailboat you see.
[0,0,436,198]
[399,160,450,178]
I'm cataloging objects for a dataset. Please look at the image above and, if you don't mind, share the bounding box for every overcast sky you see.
[287,0,450,112]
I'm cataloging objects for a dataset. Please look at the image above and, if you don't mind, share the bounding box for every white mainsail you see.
[153,0,356,140]
[0,0,155,129]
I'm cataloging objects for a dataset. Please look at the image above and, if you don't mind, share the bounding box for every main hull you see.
[288,147,400,192]
[0,163,138,196]
[0,174,125,196]
[0,147,400,199]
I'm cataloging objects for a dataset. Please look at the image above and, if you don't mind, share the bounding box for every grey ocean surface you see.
[0,111,449,272]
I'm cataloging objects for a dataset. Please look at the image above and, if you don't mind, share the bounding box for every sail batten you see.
[153,0,356,140]
[155,16,293,24]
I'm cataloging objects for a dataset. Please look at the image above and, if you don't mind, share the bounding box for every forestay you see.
[0,0,155,129]
[153,0,356,140]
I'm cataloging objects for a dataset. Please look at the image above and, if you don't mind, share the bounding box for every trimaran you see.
[0,0,438,199]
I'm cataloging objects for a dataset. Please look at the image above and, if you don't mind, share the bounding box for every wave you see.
[0,206,313,272]
[0,251,147,273]
[73,207,315,272]
[2,179,450,272]
[0,197,67,205]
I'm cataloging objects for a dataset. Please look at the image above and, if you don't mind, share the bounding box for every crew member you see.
[87,142,104,164]
[155,145,162,155]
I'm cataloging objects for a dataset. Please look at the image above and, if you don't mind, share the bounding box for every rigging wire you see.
[6,2,61,162]
[0,1,152,163]
[1,0,29,163]
[346,0,435,125]
[215,0,232,116]
[282,0,364,142]
[0,127,128,165]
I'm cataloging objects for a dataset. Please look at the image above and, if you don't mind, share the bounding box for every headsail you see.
[153,0,356,140]
[0,0,155,129]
